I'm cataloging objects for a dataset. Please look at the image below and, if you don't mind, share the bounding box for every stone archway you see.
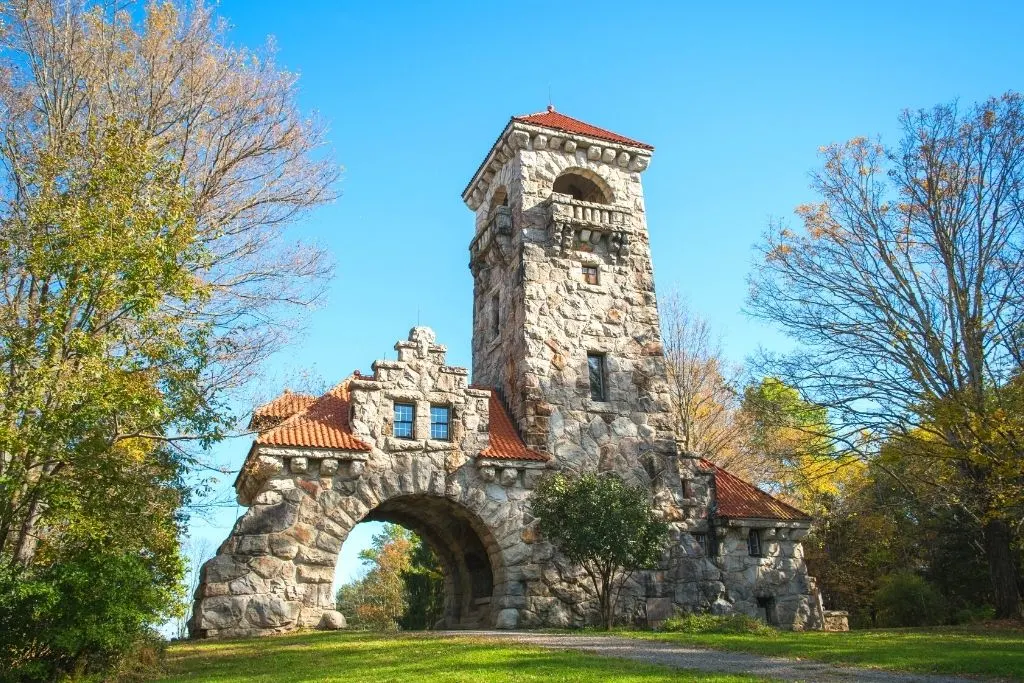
[189,448,528,638]
[366,494,496,627]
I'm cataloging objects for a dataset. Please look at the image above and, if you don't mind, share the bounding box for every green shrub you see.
[873,572,946,627]
[660,612,775,634]
[950,604,996,625]
[0,547,182,682]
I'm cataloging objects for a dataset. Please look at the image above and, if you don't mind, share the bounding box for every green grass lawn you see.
[627,625,1024,680]
[155,631,765,683]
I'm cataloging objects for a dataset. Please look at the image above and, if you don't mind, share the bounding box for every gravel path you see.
[451,631,975,683]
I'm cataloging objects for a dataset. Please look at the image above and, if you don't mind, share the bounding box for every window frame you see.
[587,352,607,402]
[490,292,500,340]
[429,405,451,441]
[693,532,708,555]
[582,264,599,285]
[747,529,763,557]
[393,402,415,439]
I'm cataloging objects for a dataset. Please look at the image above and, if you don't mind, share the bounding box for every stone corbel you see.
[608,231,629,263]
[557,222,574,252]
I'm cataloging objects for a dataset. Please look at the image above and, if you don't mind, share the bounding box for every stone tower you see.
[465,106,677,481]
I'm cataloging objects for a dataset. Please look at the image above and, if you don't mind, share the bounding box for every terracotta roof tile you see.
[512,107,654,151]
[701,459,810,521]
[249,390,316,431]
[480,391,549,462]
[257,380,371,452]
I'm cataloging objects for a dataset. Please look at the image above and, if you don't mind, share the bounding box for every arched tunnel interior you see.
[361,495,499,629]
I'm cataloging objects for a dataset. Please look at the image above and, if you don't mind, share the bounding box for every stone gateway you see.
[189,109,826,638]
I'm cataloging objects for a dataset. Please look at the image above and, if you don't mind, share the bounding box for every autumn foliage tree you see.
[661,294,748,466]
[749,93,1024,618]
[0,0,337,675]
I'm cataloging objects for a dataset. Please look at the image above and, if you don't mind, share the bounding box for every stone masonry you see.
[190,108,825,638]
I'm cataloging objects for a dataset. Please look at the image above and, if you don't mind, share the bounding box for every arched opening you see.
[333,494,499,630]
[489,186,509,212]
[552,169,613,204]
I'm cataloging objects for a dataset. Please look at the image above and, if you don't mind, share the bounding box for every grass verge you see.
[155,631,767,682]
[626,625,1024,680]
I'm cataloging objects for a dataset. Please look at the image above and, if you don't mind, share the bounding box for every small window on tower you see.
[490,293,500,340]
[587,353,606,402]
[582,265,599,285]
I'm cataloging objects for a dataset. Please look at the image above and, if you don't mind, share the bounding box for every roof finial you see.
[547,103,554,112]
[547,84,554,113]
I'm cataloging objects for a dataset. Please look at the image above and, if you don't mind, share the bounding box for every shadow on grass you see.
[631,627,1024,680]
[157,631,764,683]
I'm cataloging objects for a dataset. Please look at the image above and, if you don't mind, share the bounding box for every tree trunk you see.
[982,518,1023,619]
[12,494,43,567]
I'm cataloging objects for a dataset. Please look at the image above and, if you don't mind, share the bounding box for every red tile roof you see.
[701,459,810,521]
[512,106,654,151]
[253,390,316,419]
[257,380,372,452]
[480,392,549,462]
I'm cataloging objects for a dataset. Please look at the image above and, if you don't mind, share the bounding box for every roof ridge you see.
[510,108,654,151]
[256,376,372,452]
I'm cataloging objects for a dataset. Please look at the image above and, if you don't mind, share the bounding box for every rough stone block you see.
[318,609,347,630]
[495,608,519,629]
[245,595,299,628]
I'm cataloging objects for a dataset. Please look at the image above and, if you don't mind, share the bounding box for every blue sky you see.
[188,0,1024,587]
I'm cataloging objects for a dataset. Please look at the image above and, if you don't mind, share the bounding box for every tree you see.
[748,93,1024,618]
[0,0,337,567]
[399,535,445,630]
[532,473,669,629]
[661,294,750,469]
[336,524,414,631]
[740,378,853,512]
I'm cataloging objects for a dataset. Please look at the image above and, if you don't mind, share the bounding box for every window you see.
[490,293,500,339]
[693,533,708,555]
[393,403,414,439]
[582,265,599,285]
[430,405,450,440]
[747,529,762,557]
[587,353,606,402]
[681,477,694,499]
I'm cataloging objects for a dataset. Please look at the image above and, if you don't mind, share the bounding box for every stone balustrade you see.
[548,193,630,229]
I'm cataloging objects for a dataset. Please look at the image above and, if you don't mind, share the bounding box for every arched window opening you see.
[490,186,509,209]
[553,170,612,204]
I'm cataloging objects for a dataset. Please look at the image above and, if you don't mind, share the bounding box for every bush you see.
[660,612,775,634]
[0,547,182,681]
[873,572,946,627]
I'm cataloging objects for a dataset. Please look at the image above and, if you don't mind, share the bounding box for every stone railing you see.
[546,193,635,261]
[547,193,630,230]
